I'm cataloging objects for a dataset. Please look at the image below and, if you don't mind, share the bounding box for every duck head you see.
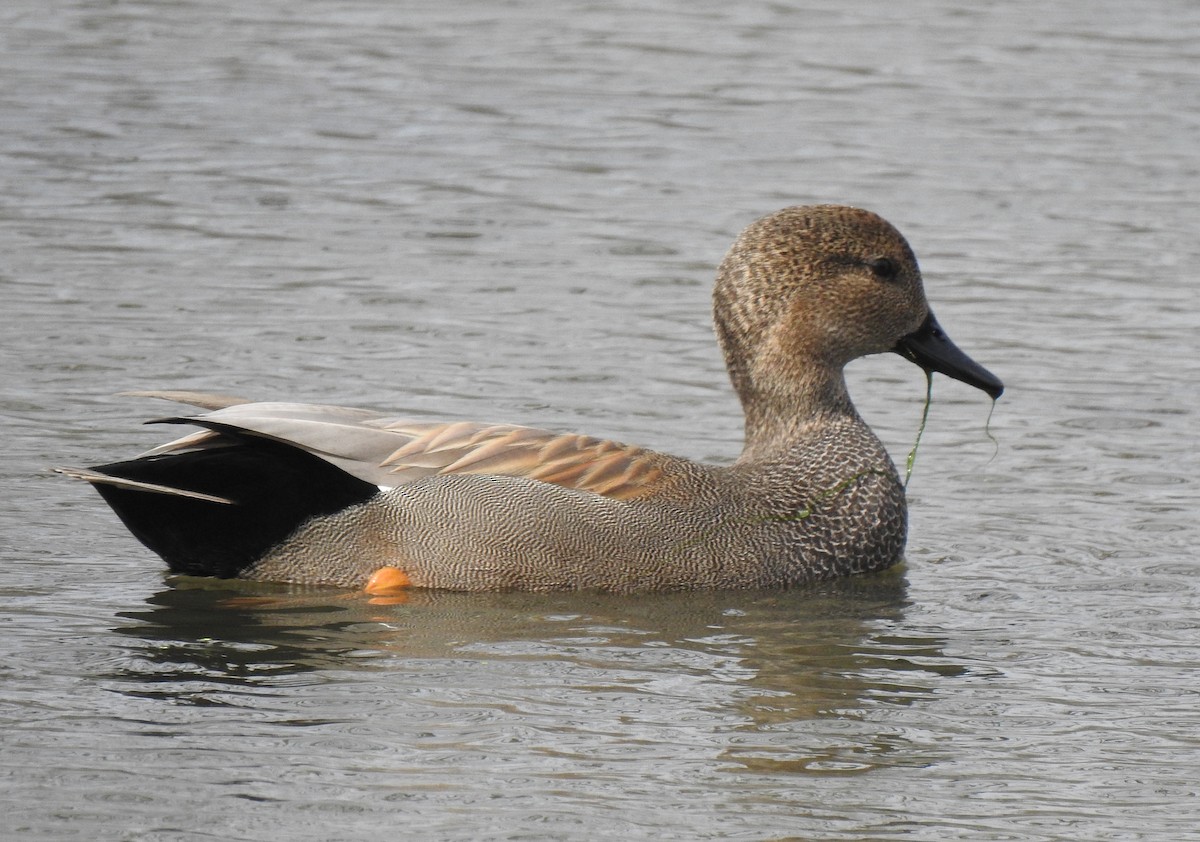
[713,205,1003,427]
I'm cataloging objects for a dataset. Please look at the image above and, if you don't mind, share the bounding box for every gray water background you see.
[3,1,1199,839]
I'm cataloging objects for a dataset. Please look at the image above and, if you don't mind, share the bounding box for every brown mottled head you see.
[714,206,927,396]
[713,205,1002,410]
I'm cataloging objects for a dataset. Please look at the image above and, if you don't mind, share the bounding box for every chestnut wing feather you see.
[377,420,665,500]
[123,392,667,501]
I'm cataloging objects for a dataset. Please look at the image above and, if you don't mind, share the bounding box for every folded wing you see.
[123,390,667,501]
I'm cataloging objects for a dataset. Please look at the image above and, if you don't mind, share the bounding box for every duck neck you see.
[736,367,859,464]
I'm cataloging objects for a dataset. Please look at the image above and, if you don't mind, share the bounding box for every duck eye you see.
[867,257,900,281]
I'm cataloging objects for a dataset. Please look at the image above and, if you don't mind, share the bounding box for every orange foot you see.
[364,566,412,601]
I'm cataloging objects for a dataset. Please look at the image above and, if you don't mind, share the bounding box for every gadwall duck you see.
[59,205,1002,593]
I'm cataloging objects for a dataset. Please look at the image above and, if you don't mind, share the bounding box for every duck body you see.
[247,405,906,590]
[60,206,1002,592]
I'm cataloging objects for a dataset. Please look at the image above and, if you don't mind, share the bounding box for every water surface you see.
[3,1,1199,839]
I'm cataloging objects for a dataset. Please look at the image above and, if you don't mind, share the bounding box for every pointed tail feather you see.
[55,466,234,504]
[58,439,378,578]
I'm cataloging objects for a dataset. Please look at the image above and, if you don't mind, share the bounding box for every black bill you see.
[894,312,1004,399]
